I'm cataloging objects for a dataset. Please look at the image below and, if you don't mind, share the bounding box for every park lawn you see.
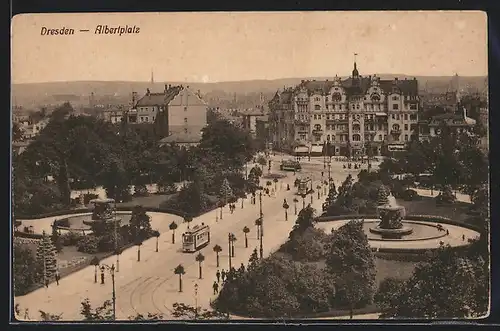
[397,196,472,223]
[117,193,175,209]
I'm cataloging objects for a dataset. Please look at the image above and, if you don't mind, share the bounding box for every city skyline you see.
[12,11,487,84]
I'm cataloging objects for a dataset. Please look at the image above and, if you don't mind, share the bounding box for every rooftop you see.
[159,130,203,144]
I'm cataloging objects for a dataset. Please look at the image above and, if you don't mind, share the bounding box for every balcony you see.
[294,119,309,125]
[312,129,323,135]
[390,129,402,135]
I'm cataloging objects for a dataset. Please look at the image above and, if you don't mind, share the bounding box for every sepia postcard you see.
[11,11,490,322]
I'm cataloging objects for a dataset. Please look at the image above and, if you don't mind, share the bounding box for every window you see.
[352,134,361,141]
[152,116,155,121]
[331,135,335,141]
[404,124,408,130]
[404,134,409,141]
[327,135,330,141]
[384,135,387,141]
[378,134,382,141]
[396,114,400,120]
[410,114,417,121]
[392,124,400,131]
[314,124,322,131]
[315,97,320,101]
[352,104,355,110]
[315,105,321,110]
[392,95,399,101]
[404,114,408,120]
[325,96,329,102]
[392,114,395,119]
[326,115,330,120]
[353,124,361,131]
[184,117,188,123]
[392,104,399,110]
[184,107,188,111]
[410,104,417,110]
[356,104,360,109]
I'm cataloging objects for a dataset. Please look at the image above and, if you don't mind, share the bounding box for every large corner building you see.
[268,62,421,156]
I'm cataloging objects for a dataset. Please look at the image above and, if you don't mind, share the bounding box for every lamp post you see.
[259,192,264,237]
[100,264,116,321]
[113,200,119,272]
[228,233,232,270]
[194,283,199,320]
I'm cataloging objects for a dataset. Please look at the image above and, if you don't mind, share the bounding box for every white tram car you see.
[182,223,210,253]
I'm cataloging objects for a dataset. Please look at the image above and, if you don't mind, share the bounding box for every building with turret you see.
[268,61,420,156]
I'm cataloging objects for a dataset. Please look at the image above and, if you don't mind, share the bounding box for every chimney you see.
[146,88,150,96]
[395,77,398,81]
[132,92,138,104]
[164,84,168,92]
[168,84,171,89]
[197,89,201,96]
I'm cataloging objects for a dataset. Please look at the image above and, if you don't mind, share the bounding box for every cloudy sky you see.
[11,11,487,84]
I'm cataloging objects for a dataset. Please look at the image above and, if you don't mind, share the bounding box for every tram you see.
[182,223,211,253]
[297,177,312,195]
[280,160,301,172]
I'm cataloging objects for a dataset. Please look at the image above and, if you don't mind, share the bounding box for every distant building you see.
[100,107,126,124]
[12,109,32,125]
[422,92,458,112]
[417,107,476,141]
[12,140,32,155]
[269,61,420,156]
[20,118,50,140]
[126,84,207,139]
[239,106,268,138]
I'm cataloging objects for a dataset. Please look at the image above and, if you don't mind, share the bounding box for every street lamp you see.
[194,283,199,320]
[113,200,119,272]
[259,192,264,237]
[100,264,116,321]
[228,233,232,269]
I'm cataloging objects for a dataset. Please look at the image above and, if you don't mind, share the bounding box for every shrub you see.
[134,184,149,197]
[83,193,99,205]
[256,155,267,166]
[157,182,177,195]
[53,218,70,228]
[435,185,456,205]
[14,231,43,240]
[401,189,421,201]
[60,232,84,246]
[77,235,100,254]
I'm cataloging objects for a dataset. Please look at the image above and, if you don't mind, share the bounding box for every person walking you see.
[44,279,49,288]
[55,270,60,286]
[100,268,105,285]
[213,281,219,295]
[216,269,221,283]
[221,269,226,282]
[462,234,465,241]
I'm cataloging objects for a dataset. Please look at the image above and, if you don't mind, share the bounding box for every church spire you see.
[352,53,359,78]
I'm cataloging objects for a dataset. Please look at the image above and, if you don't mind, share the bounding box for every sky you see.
[11,11,487,84]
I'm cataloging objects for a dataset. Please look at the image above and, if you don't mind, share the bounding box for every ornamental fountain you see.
[369,185,414,239]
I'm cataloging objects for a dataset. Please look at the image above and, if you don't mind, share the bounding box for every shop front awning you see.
[310,145,324,154]
[294,146,310,154]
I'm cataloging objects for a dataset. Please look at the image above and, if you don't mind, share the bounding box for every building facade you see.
[269,62,420,156]
[117,84,207,140]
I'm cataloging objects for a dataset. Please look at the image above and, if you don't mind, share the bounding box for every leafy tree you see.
[13,243,39,295]
[379,245,488,318]
[128,205,152,241]
[39,310,63,321]
[129,312,163,320]
[374,277,406,317]
[169,221,178,244]
[172,303,228,320]
[289,205,316,236]
[195,252,205,279]
[152,230,160,252]
[80,298,113,321]
[12,122,23,141]
[325,220,376,318]
[213,244,222,267]
[243,226,250,248]
[35,232,58,282]
[219,178,233,205]
[248,248,259,270]
[50,224,63,252]
[174,264,186,292]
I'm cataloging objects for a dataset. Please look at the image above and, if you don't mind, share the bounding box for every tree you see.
[35,231,58,283]
[374,277,406,317]
[290,205,316,236]
[152,230,160,252]
[195,252,205,279]
[248,248,259,270]
[172,303,228,320]
[219,178,233,205]
[174,264,186,292]
[325,220,376,319]
[12,122,23,141]
[80,298,113,321]
[379,245,488,318]
[129,312,163,320]
[213,244,222,267]
[50,223,63,252]
[325,183,337,206]
[90,256,100,283]
[169,221,178,244]
[243,226,250,248]
[13,243,39,295]
[129,205,152,242]
[184,215,193,229]
[39,310,63,321]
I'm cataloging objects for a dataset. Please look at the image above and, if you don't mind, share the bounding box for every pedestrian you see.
[240,263,245,273]
[100,268,105,284]
[213,281,219,294]
[287,184,290,191]
[216,269,221,283]
[221,269,226,282]
[55,270,60,286]
[446,229,449,235]
[462,234,465,241]
[45,278,49,288]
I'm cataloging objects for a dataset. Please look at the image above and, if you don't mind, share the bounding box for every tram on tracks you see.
[182,223,210,253]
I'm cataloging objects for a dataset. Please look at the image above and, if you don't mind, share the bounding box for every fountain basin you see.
[369,224,414,239]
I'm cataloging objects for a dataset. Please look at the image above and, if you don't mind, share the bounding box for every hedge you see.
[14,231,44,240]
[16,206,188,221]
[317,214,481,232]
